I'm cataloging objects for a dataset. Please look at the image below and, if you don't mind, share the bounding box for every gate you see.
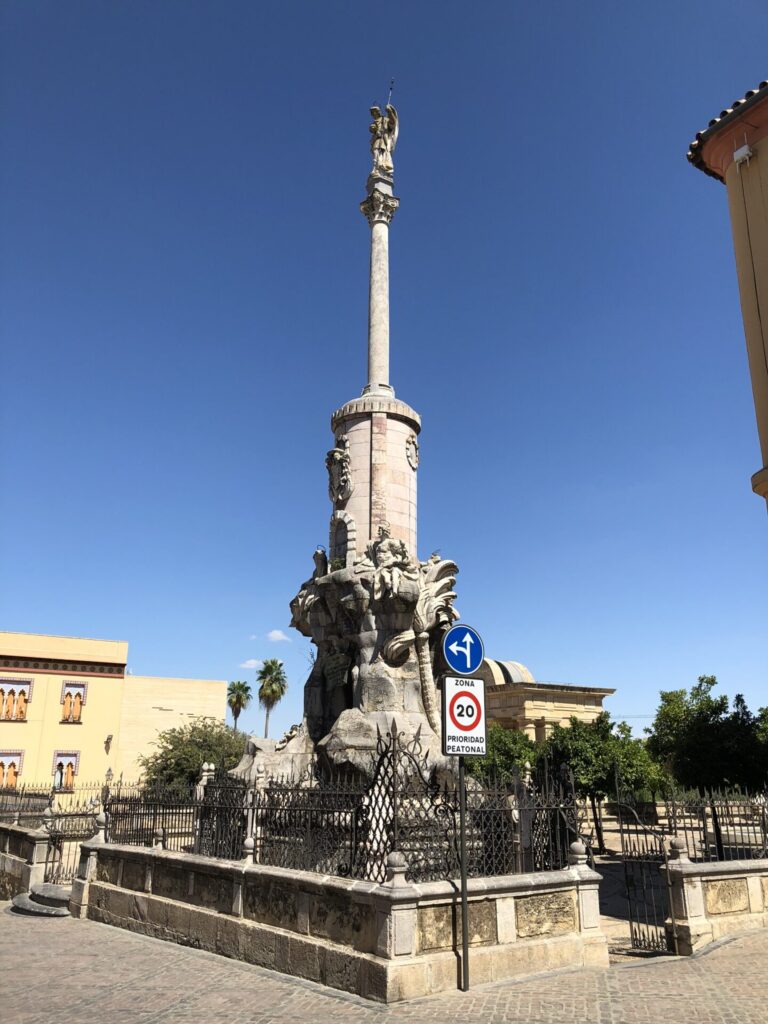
[616,801,677,954]
[42,803,100,884]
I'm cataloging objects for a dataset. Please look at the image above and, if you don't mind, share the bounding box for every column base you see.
[361,383,395,397]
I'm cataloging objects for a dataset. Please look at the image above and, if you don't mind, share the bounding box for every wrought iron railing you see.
[615,785,768,863]
[102,733,589,884]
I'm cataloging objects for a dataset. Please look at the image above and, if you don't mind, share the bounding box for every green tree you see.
[257,658,288,739]
[137,717,245,788]
[227,680,252,733]
[646,676,767,790]
[544,713,667,853]
[465,722,538,782]
[544,715,615,851]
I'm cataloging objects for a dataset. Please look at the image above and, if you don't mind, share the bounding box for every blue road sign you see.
[442,624,485,676]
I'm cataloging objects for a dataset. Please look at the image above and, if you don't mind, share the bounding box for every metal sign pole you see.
[458,753,469,991]
[441,624,487,995]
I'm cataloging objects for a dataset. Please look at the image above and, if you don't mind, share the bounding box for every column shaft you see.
[367,220,390,390]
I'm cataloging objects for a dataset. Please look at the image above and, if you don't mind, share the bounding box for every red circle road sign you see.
[448,690,483,732]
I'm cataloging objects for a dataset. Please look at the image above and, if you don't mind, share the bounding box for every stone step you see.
[10,892,70,917]
[30,882,72,909]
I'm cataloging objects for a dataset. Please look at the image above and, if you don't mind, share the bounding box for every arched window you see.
[329,510,357,568]
[4,690,15,721]
[0,690,5,721]
[63,761,75,790]
[72,691,82,723]
[62,691,72,722]
[0,762,5,788]
[15,689,27,721]
[6,762,17,789]
[54,762,64,790]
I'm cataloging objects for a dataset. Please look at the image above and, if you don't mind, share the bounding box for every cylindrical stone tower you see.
[326,106,421,563]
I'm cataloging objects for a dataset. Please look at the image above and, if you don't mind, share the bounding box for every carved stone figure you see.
[325,435,353,503]
[406,433,419,470]
[275,723,301,751]
[235,532,459,783]
[369,104,398,178]
[313,545,328,578]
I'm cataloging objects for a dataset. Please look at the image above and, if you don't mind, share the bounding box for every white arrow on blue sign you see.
[442,624,485,676]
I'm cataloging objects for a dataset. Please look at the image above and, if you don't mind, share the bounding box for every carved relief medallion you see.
[326,434,353,503]
[405,433,419,471]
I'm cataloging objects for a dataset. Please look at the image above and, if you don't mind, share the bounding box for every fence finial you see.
[669,837,689,862]
[383,850,409,888]
[567,841,588,867]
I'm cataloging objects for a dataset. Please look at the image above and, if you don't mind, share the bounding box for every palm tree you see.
[227,680,252,734]
[257,659,288,739]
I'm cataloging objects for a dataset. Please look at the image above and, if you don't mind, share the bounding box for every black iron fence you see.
[101,732,590,884]
[659,790,768,862]
[615,787,768,864]
[614,779,768,955]
[0,783,104,884]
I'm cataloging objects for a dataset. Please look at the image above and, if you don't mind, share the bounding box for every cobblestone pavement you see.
[2,905,767,1024]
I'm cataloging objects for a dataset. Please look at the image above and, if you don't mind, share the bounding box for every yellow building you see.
[0,631,226,787]
[688,79,768,506]
[478,659,615,741]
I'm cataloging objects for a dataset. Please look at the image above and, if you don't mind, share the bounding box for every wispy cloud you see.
[248,634,258,641]
[267,629,291,643]
[239,658,263,670]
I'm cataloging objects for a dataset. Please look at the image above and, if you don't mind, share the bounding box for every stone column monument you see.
[234,106,459,783]
[328,104,421,563]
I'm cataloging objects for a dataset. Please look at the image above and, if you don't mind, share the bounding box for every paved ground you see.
[2,904,767,1024]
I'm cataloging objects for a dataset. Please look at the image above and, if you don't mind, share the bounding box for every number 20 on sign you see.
[442,676,487,757]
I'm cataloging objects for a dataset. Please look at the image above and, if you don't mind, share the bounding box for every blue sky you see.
[1,2,766,741]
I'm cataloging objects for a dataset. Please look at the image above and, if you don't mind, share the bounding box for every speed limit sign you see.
[442,676,487,756]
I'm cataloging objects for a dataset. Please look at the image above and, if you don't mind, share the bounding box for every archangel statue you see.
[369,104,399,178]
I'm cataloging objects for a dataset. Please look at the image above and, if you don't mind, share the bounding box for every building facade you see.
[477,658,614,741]
[688,79,768,507]
[0,631,226,786]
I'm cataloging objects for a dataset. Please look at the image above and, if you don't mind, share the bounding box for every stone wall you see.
[71,841,607,1002]
[0,821,50,899]
[664,841,768,954]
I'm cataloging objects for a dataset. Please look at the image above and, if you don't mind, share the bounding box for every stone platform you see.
[69,840,607,1003]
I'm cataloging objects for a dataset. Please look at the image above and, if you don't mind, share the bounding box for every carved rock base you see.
[316,708,450,778]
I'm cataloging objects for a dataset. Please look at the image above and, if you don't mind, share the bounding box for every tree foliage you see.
[257,658,288,739]
[465,722,538,781]
[227,680,252,733]
[137,717,246,788]
[541,713,668,853]
[543,714,616,799]
[646,676,768,790]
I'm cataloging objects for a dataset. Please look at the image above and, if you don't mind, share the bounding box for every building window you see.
[60,682,87,723]
[0,752,23,790]
[52,751,80,791]
[0,679,32,721]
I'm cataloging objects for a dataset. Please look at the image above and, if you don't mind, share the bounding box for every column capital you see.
[360,189,400,227]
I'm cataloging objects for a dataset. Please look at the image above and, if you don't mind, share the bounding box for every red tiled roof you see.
[688,79,768,181]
